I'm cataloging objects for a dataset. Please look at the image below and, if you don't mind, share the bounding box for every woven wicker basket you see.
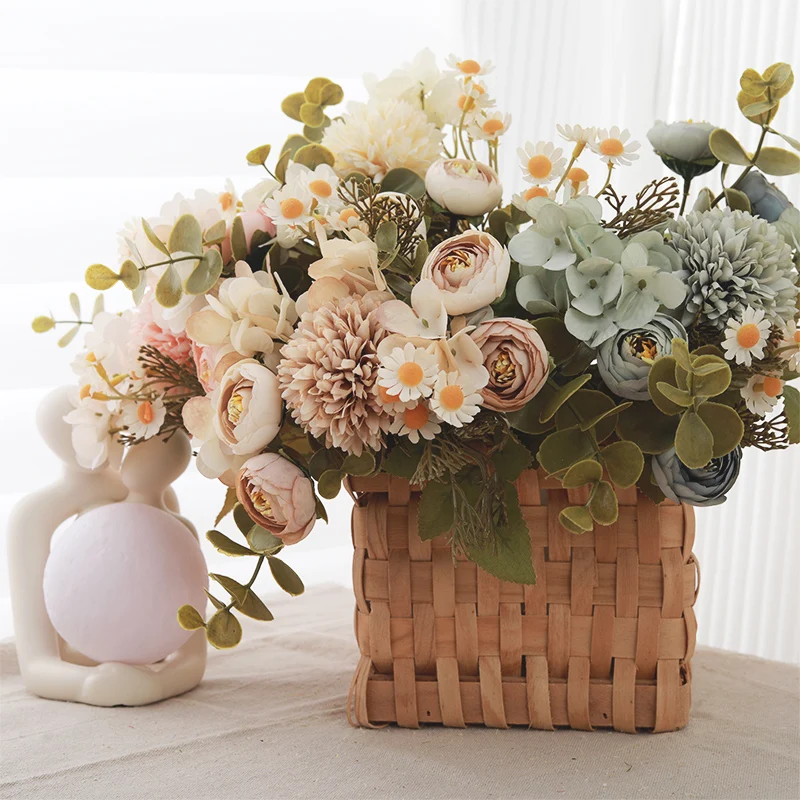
[347,469,699,732]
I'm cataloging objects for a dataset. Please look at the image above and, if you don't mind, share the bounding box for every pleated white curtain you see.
[462,0,800,663]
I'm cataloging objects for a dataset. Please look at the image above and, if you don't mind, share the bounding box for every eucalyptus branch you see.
[710,124,769,208]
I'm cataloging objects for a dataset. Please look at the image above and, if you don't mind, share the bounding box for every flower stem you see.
[679,176,693,215]
[594,162,615,197]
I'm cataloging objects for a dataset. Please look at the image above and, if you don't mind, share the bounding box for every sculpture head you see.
[120,429,192,496]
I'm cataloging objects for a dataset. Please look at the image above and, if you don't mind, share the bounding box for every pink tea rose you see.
[421,230,510,315]
[236,453,316,545]
[471,318,550,412]
[221,208,276,264]
[130,295,193,365]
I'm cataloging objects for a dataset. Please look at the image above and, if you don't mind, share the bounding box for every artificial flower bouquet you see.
[35,51,799,685]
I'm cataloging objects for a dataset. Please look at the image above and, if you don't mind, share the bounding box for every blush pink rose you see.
[131,296,193,365]
[471,318,550,412]
[236,453,317,545]
[221,208,276,264]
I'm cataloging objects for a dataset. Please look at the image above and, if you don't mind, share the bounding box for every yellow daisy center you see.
[736,323,761,349]
[280,198,304,220]
[794,331,800,344]
[762,376,783,397]
[527,155,552,179]
[523,186,548,201]
[458,94,476,112]
[404,405,429,431]
[599,138,625,156]
[86,352,97,363]
[397,361,424,387]
[309,179,332,198]
[379,386,401,404]
[339,207,359,224]
[568,166,589,183]
[218,191,234,211]
[457,59,481,75]
[137,401,155,425]
[439,385,465,411]
[482,118,504,135]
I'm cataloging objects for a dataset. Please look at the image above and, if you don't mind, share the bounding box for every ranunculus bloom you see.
[471,318,549,412]
[425,158,503,217]
[221,208,276,263]
[236,453,316,545]
[214,359,282,456]
[651,447,741,507]
[130,295,194,365]
[421,230,510,315]
[646,120,717,164]
[738,170,793,223]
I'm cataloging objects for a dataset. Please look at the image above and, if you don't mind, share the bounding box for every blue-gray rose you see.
[651,447,741,507]
[597,314,687,400]
[738,170,792,223]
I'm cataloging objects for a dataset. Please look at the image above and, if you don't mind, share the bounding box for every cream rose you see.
[214,359,283,455]
[236,453,316,545]
[425,158,502,217]
[421,230,510,315]
[471,318,550,412]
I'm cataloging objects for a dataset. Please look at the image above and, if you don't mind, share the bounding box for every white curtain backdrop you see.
[1,0,798,662]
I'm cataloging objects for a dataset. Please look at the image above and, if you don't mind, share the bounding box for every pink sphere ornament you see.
[43,503,208,665]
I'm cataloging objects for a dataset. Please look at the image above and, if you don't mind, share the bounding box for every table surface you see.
[2,586,798,800]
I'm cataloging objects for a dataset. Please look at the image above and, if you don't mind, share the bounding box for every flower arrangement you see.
[34,54,800,649]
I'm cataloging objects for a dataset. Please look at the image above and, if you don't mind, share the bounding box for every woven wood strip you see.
[348,469,697,732]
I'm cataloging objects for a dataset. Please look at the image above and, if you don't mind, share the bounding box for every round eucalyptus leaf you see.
[31,316,55,333]
[177,605,206,631]
[245,144,272,166]
[119,259,141,291]
[559,506,594,534]
[206,609,242,649]
[318,469,343,499]
[293,144,335,170]
[647,356,684,415]
[185,249,223,296]
[697,401,744,457]
[562,459,603,489]
[588,481,618,525]
[600,440,644,488]
[675,410,714,469]
[155,264,182,308]
[268,556,305,596]
[85,264,119,291]
[168,214,202,256]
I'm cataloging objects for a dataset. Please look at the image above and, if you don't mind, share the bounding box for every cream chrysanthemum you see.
[378,342,438,403]
[278,296,391,455]
[429,371,483,427]
[390,403,442,443]
[740,374,783,416]
[721,306,771,366]
[589,126,640,166]
[321,99,443,182]
[517,141,566,185]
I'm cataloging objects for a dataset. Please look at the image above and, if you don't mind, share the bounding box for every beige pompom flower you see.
[278,296,391,455]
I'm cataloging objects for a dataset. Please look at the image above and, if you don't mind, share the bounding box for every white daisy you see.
[511,185,555,211]
[390,403,442,443]
[564,166,590,198]
[457,79,494,120]
[262,183,314,228]
[776,319,800,371]
[517,141,566,185]
[429,371,483,427]
[321,206,368,234]
[120,398,166,440]
[721,307,771,366]
[302,163,341,209]
[740,374,783,416]
[378,343,439,402]
[374,383,411,415]
[556,124,596,146]
[589,126,640,166]
[469,111,512,141]
[446,55,494,78]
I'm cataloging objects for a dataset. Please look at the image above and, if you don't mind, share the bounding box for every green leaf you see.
[493,436,533,482]
[119,259,141,291]
[214,488,239,527]
[177,605,205,631]
[293,144,335,170]
[600,441,644,488]
[507,383,557,434]
[168,214,202,256]
[308,448,343,480]
[85,263,119,291]
[210,573,249,605]
[68,292,80,318]
[299,102,325,127]
[696,402,744,457]
[488,209,513,243]
[281,92,306,121]
[233,503,255,535]
[206,530,255,557]
[383,444,423,479]
[268,556,305,596]
[638,459,666,505]
[537,427,596,474]
[755,146,800,176]
[235,590,274,621]
[31,316,55,333]
[648,356,684,415]
[315,496,328,523]
[539,374,592,422]
[675,410,714,469]
[468,483,536,584]
[374,220,398,252]
[230,215,248,263]
[656,381,693,407]
[155,264,182,308]
[559,506,593,534]
[616,401,680,454]
[561,458,603,488]
[670,338,693,373]
[418,481,454,540]
[692,357,731,397]
[319,82,344,106]
[246,144,272,166]
[204,589,226,610]
[379,167,426,199]
[185,249,223,295]
[771,129,800,152]
[141,217,170,256]
[341,451,376,477]
[92,293,104,319]
[783,384,800,444]
[588,481,618,525]
[303,77,331,104]
[317,469,343,499]
[206,609,242,649]
[531,317,580,365]
[724,187,752,212]
[57,325,80,348]
[555,389,619,443]
[246,527,283,555]
[709,128,751,166]
[204,218,227,245]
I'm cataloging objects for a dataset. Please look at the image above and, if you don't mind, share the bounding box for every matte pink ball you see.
[43,503,208,665]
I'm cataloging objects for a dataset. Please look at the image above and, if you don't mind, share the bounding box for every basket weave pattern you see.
[348,469,698,731]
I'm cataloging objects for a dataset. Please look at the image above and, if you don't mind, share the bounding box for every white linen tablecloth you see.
[1,586,798,800]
